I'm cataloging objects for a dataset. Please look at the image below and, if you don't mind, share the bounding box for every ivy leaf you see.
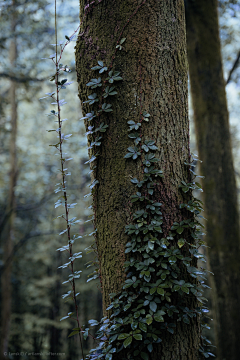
[123,336,133,348]
[107,71,123,83]
[101,103,113,112]
[148,241,154,250]
[182,286,189,294]
[83,328,89,340]
[124,147,141,160]
[183,316,190,324]
[133,334,142,341]
[120,37,126,44]
[142,140,158,152]
[146,316,152,325]
[149,301,157,312]
[131,322,138,330]
[157,287,164,296]
[169,256,177,265]
[178,238,186,248]
[99,66,108,73]
[128,132,141,145]
[150,287,156,295]
[176,226,184,234]
[139,322,147,332]
[80,111,96,122]
[83,93,99,105]
[103,86,117,98]
[118,333,129,340]
[142,111,151,122]
[91,61,108,73]
[128,120,142,131]
[86,77,102,89]
[154,314,164,322]
[147,344,153,352]
[68,329,81,338]
[142,144,149,152]
[116,38,126,50]
[140,351,149,360]
[134,311,140,318]
[131,178,139,184]
[105,354,112,360]
[95,123,108,132]
[143,111,150,117]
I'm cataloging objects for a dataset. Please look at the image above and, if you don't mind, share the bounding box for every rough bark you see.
[185,1,240,359]
[0,11,18,359]
[76,0,202,358]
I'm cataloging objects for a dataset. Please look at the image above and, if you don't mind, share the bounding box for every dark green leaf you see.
[140,351,149,360]
[150,301,157,312]
[133,334,142,341]
[176,227,184,234]
[139,322,147,332]
[118,333,129,340]
[123,336,133,348]
[154,314,164,322]
[147,343,153,352]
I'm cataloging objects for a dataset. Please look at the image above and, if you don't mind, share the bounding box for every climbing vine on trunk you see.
[42,0,216,359]
[73,1,215,359]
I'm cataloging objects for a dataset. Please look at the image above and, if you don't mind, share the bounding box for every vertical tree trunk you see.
[185,1,240,359]
[76,0,203,358]
[0,12,18,359]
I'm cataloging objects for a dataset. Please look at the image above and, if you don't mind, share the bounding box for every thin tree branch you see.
[0,193,54,238]
[0,230,54,274]
[226,50,240,85]
[0,72,46,83]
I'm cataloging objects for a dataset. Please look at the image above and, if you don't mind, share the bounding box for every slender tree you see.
[185,1,240,359]
[75,1,207,359]
[0,5,18,358]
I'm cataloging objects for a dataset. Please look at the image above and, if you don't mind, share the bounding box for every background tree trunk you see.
[76,0,202,358]
[185,1,240,359]
[0,8,18,358]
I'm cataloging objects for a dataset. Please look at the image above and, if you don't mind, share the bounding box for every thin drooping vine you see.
[41,1,84,358]
[54,2,84,358]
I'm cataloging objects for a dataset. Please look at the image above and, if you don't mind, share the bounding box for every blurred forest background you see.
[0,0,240,359]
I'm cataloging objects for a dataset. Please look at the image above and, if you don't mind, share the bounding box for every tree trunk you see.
[76,0,203,358]
[0,7,17,359]
[185,1,240,359]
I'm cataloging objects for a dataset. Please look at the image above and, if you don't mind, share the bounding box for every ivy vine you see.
[74,48,215,358]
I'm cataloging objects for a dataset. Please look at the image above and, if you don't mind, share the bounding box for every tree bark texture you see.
[76,0,202,358]
[185,1,240,359]
[0,12,17,359]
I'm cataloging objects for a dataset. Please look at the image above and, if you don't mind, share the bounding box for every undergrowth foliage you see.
[41,1,215,359]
